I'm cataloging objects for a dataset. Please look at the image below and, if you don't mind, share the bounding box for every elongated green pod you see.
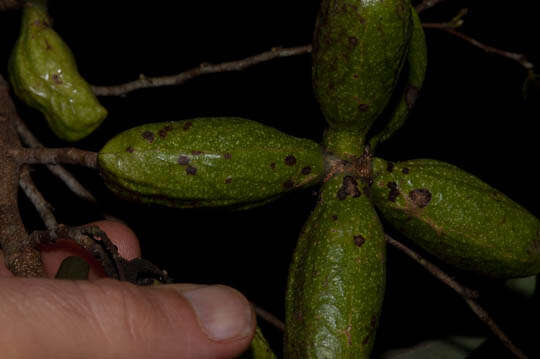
[285,172,386,358]
[369,6,427,150]
[371,158,540,278]
[8,0,107,141]
[312,0,412,137]
[240,327,277,359]
[98,118,324,210]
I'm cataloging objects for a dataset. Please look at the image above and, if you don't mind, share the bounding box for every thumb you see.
[0,278,255,359]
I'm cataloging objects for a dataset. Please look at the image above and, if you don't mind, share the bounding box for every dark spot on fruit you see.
[370,315,377,328]
[283,180,294,189]
[142,131,154,143]
[358,103,369,112]
[270,163,276,170]
[191,150,203,155]
[387,182,399,202]
[406,85,419,110]
[51,74,62,85]
[158,125,172,138]
[363,186,371,197]
[409,189,432,208]
[224,153,232,159]
[285,155,297,166]
[126,146,134,153]
[182,122,193,131]
[353,73,359,79]
[186,166,197,175]
[225,178,232,184]
[301,166,312,175]
[353,235,366,247]
[362,335,370,345]
[348,36,358,47]
[178,155,190,165]
[386,162,394,172]
[402,167,410,174]
[332,215,338,221]
[337,176,361,200]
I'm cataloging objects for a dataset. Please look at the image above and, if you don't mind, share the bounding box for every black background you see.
[1,1,540,357]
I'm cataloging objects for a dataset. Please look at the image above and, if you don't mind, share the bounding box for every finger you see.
[38,220,142,279]
[0,279,255,359]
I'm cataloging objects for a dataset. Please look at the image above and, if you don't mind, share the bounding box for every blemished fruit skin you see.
[371,157,540,278]
[98,118,324,210]
[285,172,386,358]
[8,0,107,142]
[312,0,412,137]
[369,6,427,149]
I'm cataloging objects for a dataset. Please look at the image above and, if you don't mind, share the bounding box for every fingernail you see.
[180,285,254,341]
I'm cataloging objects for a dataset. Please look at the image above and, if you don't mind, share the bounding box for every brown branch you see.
[9,147,98,168]
[14,117,98,203]
[252,302,285,332]
[19,165,58,232]
[423,17,534,71]
[386,234,528,359]
[0,0,22,11]
[0,75,46,277]
[415,0,450,13]
[92,45,312,96]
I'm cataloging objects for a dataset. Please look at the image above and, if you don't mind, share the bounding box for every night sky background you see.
[1,1,540,357]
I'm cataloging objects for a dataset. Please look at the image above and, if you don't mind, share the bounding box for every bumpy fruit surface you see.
[369,6,427,149]
[285,172,386,358]
[8,0,107,141]
[372,158,540,278]
[312,0,411,137]
[98,118,324,209]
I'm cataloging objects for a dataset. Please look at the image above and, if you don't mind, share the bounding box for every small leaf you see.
[55,256,90,280]
[239,327,277,359]
[381,336,485,359]
[505,275,536,299]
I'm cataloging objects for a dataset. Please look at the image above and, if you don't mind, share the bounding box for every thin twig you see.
[415,0,450,13]
[9,147,98,168]
[14,117,98,203]
[386,234,528,359]
[423,22,534,71]
[19,165,58,232]
[252,302,285,332]
[92,45,312,96]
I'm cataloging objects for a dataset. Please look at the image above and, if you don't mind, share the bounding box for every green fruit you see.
[369,6,427,150]
[285,172,386,358]
[8,0,107,142]
[98,117,324,209]
[312,0,412,138]
[371,158,540,278]
[240,327,277,359]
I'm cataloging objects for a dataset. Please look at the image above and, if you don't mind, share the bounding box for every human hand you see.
[0,221,255,358]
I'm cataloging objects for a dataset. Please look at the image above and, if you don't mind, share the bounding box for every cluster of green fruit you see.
[9,0,540,358]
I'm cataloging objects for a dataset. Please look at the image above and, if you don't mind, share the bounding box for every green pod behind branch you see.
[312,0,412,137]
[285,172,386,358]
[371,158,540,278]
[240,327,277,359]
[98,118,324,210]
[8,0,107,141]
[369,6,427,150]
